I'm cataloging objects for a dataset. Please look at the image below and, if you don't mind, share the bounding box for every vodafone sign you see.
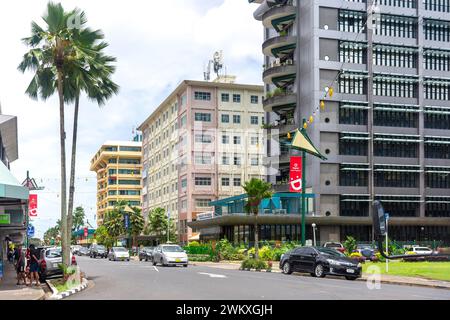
[28,194,38,217]
[289,156,303,193]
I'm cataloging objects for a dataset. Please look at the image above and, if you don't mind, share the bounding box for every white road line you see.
[154,266,159,272]
[198,272,227,278]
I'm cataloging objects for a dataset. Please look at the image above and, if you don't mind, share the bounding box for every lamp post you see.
[312,223,317,246]
[301,119,307,246]
[420,226,425,244]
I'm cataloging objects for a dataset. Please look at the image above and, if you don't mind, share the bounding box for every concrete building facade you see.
[90,141,142,225]
[139,79,265,243]
[248,0,450,244]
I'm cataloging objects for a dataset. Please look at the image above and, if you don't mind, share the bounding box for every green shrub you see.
[188,254,212,262]
[259,246,274,261]
[343,236,357,255]
[241,258,255,270]
[184,244,212,255]
[254,260,268,271]
[189,241,200,247]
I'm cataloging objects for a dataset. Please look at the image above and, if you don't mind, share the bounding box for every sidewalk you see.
[0,260,45,300]
[191,261,450,290]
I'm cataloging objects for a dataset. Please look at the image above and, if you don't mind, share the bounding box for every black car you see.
[139,247,154,262]
[77,246,90,256]
[89,244,107,258]
[279,246,362,280]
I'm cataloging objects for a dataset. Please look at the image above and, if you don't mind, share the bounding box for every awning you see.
[188,233,200,241]
[261,197,282,210]
[0,161,29,200]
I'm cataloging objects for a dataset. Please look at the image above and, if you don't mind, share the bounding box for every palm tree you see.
[242,178,273,260]
[129,207,144,248]
[19,2,117,266]
[103,207,125,247]
[72,206,86,231]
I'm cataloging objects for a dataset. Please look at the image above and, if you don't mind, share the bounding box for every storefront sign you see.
[29,194,38,217]
[0,214,11,225]
[289,156,303,193]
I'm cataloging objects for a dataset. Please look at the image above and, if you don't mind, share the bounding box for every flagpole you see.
[301,119,307,246]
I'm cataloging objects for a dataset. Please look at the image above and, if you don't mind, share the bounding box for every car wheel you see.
[145,258,148,262]
[282,261,293,275]
[161,258,167,267]
[314,264,326,278]
[345,276,357,281]
[127,259,130,262]
[152,259,157,266]
[310,273,317,277]
[183,264,188,268]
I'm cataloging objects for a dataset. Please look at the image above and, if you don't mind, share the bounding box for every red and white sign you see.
[289,156,303,193]
[84,227,88,237]
[28,194,38,217]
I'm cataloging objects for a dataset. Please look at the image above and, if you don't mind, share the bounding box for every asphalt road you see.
[67,256,450,300]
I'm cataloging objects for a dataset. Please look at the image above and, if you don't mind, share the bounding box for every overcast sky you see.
[0,0,263,238]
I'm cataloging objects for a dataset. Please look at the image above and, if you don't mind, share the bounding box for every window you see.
[250,116,259,125]
[194,153,212,165]
[339,74,367,95]
[251,157,259,166]
[374,170,419,188]
[426,172,450,189]
[194,91,211,101]
[195,177,212,186]
[222,135,230,144]
[196,199,211,208]
[424,50,450,71]
[195,113,211,122]
[373,46,417,68]
[195,134,212,143]
[233,115,241,124]
[233,177,241,186]
[180,94,187,107]
[180,114,187,128]
[221,114,230,123]
[251,95,259,104]
[373,76,417,98]
[424,79,450,100]
[338,10,366,33]
[373,107,418,128]
[222,177,230,186]
[233,94,241,103]
[222,155,230,165]
[233,156,241,165]
[339,104,368,125]
[250,136,259,145]
[425,108,450,129]
[425,0,450,12]
[373,14,418,39]
[339,42,366,64]
[424,19,450,42]
[181,178,187,189]
[374,141,418,158]
[221,93,230,102]
[340,167,368,187]
[233,136,241,145]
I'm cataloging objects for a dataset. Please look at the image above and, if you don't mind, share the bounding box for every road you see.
[68,256,450,300]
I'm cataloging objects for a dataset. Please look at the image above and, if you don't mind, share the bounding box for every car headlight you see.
[280,254,285,261]
[326,259,341,265]
[357,263,362,268]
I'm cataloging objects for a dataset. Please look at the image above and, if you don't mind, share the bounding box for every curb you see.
[46,278,89,300]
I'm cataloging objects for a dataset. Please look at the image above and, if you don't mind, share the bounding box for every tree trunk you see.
[67,94,80,249]
[57,68,69,267]
[254,213,259,260]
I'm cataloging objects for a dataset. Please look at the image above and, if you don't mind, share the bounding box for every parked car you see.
[356,244,376,260]
[280,246,362,280]
[408,247,434,255]
[38,247,77,282]
[323,242,346,253]
[152,244,188,267]
[77,246,90,256]
[89,244,107,258]
[71,245,81,255]
[108,247,130,261]
[139,247,154,261]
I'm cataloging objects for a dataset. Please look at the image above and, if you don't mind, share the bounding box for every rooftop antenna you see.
[204,50,224,81]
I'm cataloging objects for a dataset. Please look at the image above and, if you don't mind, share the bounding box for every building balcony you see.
[263,62,296,87]
[262,35,296,58]
[263,92,296,112]
[262,3,296,32]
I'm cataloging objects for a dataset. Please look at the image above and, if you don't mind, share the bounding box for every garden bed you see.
[362,261,450,282]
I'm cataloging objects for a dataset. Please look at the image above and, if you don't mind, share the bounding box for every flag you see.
[291,128,327,160]
[28,194,38,217]
[289,156,303,193]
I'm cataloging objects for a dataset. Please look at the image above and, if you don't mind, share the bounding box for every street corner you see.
[46,277,89,300]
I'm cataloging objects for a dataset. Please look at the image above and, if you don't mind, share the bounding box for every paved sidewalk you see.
[191,261,450,290]
[0,260,45,300]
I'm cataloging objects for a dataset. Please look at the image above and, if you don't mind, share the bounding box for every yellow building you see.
[90,141,142,225]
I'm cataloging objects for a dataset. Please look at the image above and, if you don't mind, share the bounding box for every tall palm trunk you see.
[57,67,69,267]
[254,212,259,260]
[67,93,80,246]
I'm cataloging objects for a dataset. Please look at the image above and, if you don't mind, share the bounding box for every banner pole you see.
[301,120,307,246]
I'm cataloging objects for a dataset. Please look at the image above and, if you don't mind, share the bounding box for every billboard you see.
[29,194,38,217]
[289,156,303,193]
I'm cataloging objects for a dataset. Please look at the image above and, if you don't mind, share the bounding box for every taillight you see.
[41,260,47,270]
[71,255,77,265]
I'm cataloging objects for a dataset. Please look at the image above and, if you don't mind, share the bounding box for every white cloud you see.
[0,0,264,238]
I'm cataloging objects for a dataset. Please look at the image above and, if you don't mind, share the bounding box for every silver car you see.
[39,247,76,281]
[108,247,130,261]
[152,244,188,267]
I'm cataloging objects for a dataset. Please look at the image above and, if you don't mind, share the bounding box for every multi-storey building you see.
[138,79,265,243]
[248,0,450,244]
[90,141,142,225]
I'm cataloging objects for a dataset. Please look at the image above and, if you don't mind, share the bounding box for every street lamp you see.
[124,206,134,250]
[420,226,425,243]
[312,223,317,246]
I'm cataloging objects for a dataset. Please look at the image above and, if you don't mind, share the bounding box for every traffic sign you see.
[27,225,35,237]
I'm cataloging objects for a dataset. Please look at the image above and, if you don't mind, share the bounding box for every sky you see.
[0,0,263,239]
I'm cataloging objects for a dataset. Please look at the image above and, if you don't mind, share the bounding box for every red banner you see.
[289,156,303,193]
[28,194,38,217]
[84,227,88,237]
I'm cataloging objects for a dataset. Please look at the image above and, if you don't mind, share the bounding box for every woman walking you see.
[28,244,40,286]
[15,245,28,286]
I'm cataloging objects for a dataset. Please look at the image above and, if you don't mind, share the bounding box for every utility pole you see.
[301,119,307,246]
[21,171,44,248]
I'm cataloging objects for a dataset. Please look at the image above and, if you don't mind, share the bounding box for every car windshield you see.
[325,243,342,248]
[416,247,431,251]
[114,247,127,252]
[162,246,183,252]
[316,247,345,257]
[143,247,153,251]
[46,249,62,258]
[97,245,106,250]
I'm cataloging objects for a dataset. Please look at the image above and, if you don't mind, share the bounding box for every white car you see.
[108,247,130,261]
[409,247,434,255]
[152,244,188,267]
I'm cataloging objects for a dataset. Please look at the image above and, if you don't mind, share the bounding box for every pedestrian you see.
[15,245,27,286]
[28,244,40,286]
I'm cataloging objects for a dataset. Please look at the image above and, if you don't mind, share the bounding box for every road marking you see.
[153,266,159,272]
[198,272,227,278]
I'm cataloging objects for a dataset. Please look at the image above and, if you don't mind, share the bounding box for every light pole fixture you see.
[312,223,317,247]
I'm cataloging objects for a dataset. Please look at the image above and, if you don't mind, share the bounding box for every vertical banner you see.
[28,194,38,217]
[289,156,303,193]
